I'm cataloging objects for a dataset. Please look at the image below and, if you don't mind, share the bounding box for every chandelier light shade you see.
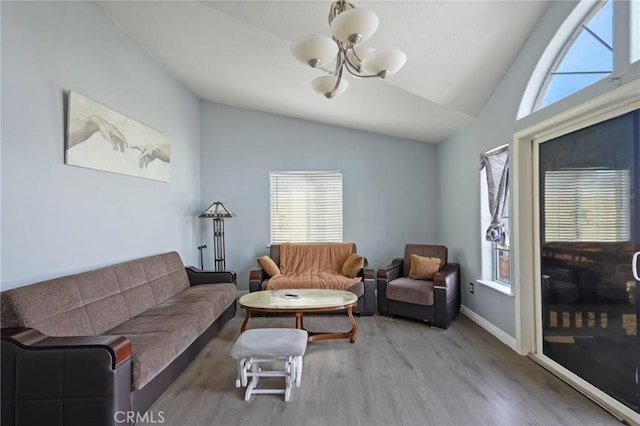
[312,75,349,98]
[291,0,406,99]
[361,49,407,77]
[329,8,379,44]
[291,35,338,68]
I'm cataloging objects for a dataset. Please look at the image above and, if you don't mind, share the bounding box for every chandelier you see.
[291,1,407,99]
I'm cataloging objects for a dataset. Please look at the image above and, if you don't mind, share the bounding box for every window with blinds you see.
[544,169,630,242]
[270,171,343,244]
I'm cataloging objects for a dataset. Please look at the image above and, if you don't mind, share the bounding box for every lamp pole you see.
[213,217,226,271]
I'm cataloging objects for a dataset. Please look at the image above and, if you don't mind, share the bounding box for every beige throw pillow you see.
[408,255,441,280]
[342,254,365,278]
[257,256,281,277]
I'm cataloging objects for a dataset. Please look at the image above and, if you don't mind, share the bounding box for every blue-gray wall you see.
[1,2,201,290]
[435,1,578,337]
[199,102,439,290]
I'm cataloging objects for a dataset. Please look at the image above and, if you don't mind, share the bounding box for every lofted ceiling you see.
[99,1,549,143]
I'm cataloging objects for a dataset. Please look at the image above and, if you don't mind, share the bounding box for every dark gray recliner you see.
[377,244,460,328]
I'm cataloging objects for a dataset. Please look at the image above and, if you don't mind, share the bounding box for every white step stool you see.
[230,328,308,401]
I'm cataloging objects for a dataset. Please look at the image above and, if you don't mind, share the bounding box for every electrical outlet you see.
[470,282,474,294]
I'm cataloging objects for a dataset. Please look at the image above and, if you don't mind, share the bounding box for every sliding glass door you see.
[538,109,639,414]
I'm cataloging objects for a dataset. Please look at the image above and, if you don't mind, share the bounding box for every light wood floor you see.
[143,311,621,426]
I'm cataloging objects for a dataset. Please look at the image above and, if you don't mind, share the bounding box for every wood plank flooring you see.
[142,311,621,426]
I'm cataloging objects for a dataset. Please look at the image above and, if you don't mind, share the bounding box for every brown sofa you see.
[0,252,237,426]
[249,243,375,315]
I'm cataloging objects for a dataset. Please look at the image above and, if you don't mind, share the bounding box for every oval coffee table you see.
[239,289,359,343]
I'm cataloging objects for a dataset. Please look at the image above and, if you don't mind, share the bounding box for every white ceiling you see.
[99,1,549,143]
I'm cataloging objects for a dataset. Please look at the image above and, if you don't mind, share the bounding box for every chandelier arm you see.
[328,62,346,98]
[344,67,379,79]
[333,48,345,75]
[352,73,381,79]
[350,47,364,64]
[343,51,378,78]
[317,65,338,75]
[343,53,363,75]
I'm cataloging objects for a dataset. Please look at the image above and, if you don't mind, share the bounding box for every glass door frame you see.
[512,81,640,424]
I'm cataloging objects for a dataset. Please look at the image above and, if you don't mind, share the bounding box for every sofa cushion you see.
[140,284,237,334]
[107,283,236,390]
[408,255,441,280]
[267,272,361,290]
[347,281,365,298]
[108,318,198,390]
[342,254,364,278]
[261,280,364,298]
[0,252,190,336]
[386,277,434,306]
[257,256,281,277]
[403,245,448,278]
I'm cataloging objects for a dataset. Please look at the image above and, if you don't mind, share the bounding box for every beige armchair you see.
[377,244,460,328]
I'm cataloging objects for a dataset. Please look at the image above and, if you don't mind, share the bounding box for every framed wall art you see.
[65,91,171,182]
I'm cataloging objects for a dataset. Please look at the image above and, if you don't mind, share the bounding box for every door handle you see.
[633,252,640,281]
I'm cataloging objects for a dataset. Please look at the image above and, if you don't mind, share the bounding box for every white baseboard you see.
[460,305,518,352]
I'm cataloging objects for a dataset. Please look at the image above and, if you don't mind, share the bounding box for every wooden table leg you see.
[306,306,359,343]
[347,306,358,343]
[296,312,304,329]
[240,308,252,333]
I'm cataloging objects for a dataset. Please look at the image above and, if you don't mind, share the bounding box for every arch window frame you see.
[518,0,638,120]
[533,0,613,111]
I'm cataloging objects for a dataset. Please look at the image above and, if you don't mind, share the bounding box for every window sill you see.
[477,279,514,297]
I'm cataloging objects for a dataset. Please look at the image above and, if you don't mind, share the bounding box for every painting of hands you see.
[65,91,171,182]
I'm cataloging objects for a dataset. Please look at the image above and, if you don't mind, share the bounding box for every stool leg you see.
[291,356,298,386]
[241,358,250,387]
[235,358,243,388]
[295,356,303,388]
[284,357,292,402]
[245,360,260,401]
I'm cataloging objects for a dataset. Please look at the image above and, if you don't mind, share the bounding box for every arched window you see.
[536,1,612,109]
[518,0,638,118]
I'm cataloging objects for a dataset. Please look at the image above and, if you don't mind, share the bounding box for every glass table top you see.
[239,289,358,310]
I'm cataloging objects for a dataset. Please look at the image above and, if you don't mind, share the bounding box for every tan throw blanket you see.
[266,243,362,290]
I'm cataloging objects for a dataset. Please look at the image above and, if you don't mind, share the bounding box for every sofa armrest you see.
[362,268,375,281]
[376,258,403,315]
[433,263,460,292]
[249,269,266,292]
[2,327,133,426]
[377,258,403,283]
[185,266,236,286]
[1,327,131,369]
[356,268,375,316]
[433,263,461,328]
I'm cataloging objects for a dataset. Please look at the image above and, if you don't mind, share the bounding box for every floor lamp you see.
[199,201,235,270]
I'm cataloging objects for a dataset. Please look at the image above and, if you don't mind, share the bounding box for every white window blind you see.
[270,171,343,244]
[544,169,630,242]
